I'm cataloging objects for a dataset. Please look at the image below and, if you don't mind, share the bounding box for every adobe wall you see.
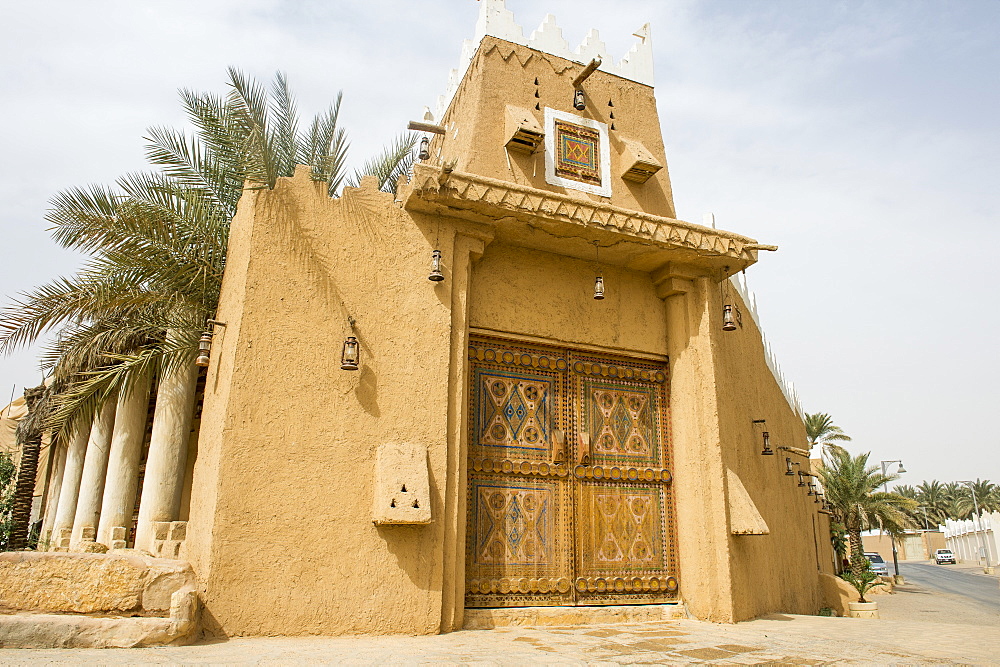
[469,243,667,356]
[712,286,832,621]
[434,37,676,219]
[185,169,486,636]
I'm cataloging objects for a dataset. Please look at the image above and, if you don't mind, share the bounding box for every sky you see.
[1,0,997,486]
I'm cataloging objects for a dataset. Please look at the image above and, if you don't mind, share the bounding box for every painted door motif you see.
[465,338,678,607]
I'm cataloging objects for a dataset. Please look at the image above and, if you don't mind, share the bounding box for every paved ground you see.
[897,560,999,614]
[4,564,998,665]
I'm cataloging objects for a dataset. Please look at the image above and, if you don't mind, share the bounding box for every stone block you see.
[111,526,127,541]
[160,541,182,559]
[168,521,187,541]
[80,541,109,554]
[373,442,432,525]
[110,540,127,551]
[152,521,171,540]
[0,551,195,616]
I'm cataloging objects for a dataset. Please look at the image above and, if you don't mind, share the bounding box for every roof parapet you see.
[433,1,654,120]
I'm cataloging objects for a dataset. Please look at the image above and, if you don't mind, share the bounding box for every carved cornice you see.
[402,164,764,266]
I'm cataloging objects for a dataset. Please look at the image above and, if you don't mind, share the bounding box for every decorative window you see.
[543,107,611,197]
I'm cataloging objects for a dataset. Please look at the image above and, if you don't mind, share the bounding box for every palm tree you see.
[912,480,950,527]
[804,412,852,453]
[817,448,917,578]
[0,68,415,439]
[954,479,1000,519]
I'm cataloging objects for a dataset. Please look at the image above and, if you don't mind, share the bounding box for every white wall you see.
[944,512,999,567]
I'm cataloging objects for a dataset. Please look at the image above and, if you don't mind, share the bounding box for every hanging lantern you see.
[785,457,795,475]
[418,136,430,161]
[428,249,444,282]
[815,491,822,505]
[722,304,737,331]
[761,431,773,455]
[573,89,585,110]
[594,275,605,300]
[797,471,806,487]
[807,482,816,496]
[195,331,213,367]
[341,336,360,371]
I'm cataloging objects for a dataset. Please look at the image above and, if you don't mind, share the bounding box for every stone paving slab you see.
[2,613,998,665]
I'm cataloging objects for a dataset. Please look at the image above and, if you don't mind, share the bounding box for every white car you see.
[864,552,889,576]
[934,549,956,565]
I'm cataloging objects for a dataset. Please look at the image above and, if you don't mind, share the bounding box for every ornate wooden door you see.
[465,337,678,608]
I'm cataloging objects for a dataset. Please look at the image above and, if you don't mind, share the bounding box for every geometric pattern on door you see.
[474,369,553,456]
[466,337,677,608]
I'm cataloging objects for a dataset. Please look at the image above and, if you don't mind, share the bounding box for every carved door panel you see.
[465,340,575,607]
[568,352,679,604]
[465,339,678,608]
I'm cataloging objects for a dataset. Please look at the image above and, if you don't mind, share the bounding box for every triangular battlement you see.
[434,0,653,121]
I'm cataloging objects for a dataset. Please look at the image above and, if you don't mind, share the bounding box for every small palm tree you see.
[804,412,852,453]
[818,448,917,579]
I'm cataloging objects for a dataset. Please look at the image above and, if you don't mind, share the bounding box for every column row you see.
[42,359,199,556]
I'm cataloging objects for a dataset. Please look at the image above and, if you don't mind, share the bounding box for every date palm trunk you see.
[8,384,46,550]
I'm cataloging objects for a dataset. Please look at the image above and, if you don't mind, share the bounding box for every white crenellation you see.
[430,1,654,121]
[575,28,610,64]
[729,272,803,418]
[529,14,570,56]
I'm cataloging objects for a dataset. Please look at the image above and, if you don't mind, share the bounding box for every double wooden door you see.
[465,337,679,607]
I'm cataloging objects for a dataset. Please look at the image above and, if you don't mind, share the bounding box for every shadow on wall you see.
[355,364,380,417]
[373,451,440,595]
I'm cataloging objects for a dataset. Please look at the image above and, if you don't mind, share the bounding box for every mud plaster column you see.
[135,349,199,553]
[39,439,67,545]
[49,423,91,550]
[71,400,117,549]
[98,371,153,547]
[655,266,735,622]
[440,221,493,632]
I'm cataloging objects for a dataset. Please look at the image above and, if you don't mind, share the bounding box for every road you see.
[898,560,999,611]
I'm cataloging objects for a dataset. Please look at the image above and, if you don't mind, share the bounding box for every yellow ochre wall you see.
[469,243,668,356]
[712,286,833,620]
[185,170,486,637]
[433,37,676,220]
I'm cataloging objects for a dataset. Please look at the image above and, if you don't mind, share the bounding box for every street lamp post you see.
[958,480,993,572]
[881,460,906,582]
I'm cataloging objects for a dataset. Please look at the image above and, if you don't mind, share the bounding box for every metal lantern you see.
[761,431,773,455]
[785,457,795,475]
[797,471,806,487]
[428,249,444,282]
[195,331,213,367]
[573,89,585,110]
[815,491,822,504]
[722,304,737,331]
[341,336,360,371]
[593,275,605,300]
[807,483,816,496]
[418,136,430,161]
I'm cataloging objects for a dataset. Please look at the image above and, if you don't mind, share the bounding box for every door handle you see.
[578,433,591,466]
[552,429,566,464]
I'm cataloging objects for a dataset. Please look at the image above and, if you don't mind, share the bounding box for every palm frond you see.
[345,132,417,194]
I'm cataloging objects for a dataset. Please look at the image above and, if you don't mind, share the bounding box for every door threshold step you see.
[464,603,687,630]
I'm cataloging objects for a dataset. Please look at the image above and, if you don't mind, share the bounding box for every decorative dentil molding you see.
[433,0,654,121]
[402,164,761,264]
